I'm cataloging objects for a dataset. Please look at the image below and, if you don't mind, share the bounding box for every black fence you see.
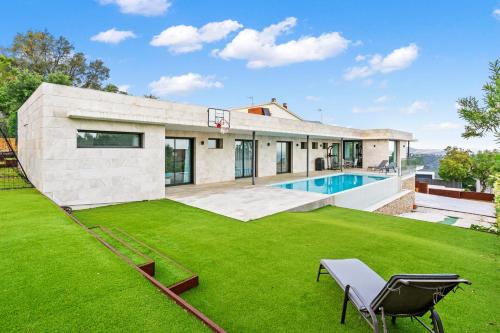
[0,128,32,191]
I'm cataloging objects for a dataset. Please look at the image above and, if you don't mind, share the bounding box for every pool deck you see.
[165,169,391,221]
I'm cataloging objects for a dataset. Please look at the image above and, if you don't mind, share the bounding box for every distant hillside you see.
[409,148,444,174]
[409,148,445,156]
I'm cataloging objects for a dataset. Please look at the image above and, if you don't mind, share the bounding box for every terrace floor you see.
[165,170,335,221]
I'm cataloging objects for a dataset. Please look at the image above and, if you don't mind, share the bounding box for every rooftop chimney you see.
[282,102,288,109]
[271,97,277,103]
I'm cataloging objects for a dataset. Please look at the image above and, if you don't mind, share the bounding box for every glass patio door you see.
[343,141,363,168]
[330,143,340,169]
[276,141,291,174]
[235,140,254,178]
[165,137,193,186]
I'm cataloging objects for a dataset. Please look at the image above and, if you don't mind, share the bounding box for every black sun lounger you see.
[316,259,470,333]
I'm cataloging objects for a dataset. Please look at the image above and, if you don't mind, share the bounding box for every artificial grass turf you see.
[0,189,210,332]
[75,199,500,333]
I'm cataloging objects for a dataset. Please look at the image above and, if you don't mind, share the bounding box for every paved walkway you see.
[401,193,497,229]
[415,192,495,217]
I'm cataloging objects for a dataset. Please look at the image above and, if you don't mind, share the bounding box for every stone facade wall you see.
[362,140,389,169]
[402,175,416,191]
[18,86,166,208]
[375,191,415,215]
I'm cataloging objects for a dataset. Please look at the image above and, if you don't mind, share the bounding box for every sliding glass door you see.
[235,140,254,178]
[276,141,291,174]
[165,137,193,186]
[330,143,340,169]
[388,140,397,165]
[343,140,363,168]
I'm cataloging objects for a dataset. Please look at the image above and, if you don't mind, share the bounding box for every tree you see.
[6,30,110,89]
[47,71,72,85]
[0,67,72,136]
[471,150,500,192]
[438,146,474,188]
[457,59,500,142]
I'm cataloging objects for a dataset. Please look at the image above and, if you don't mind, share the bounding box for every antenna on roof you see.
[247,96,254,106]
[317,108,323,123]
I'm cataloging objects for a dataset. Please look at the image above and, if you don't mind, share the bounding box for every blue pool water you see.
[273,173,386,195]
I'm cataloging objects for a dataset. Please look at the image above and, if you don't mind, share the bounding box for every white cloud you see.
[352,105,386,113]
[117,84,130,93]
[150,20,243,53]
[374,95,389,103]
[423,122,461,130]
[149,73,223,96]
[99,0,170,16]
[344,43,419,80]
[493,9,500,20]
[214,17,350,68]
[306,95,320,102]
[355,54,366,62]
[400,100,429,114]
[91,28,136,44]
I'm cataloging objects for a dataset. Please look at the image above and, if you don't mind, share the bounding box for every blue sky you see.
[2,0,499,149]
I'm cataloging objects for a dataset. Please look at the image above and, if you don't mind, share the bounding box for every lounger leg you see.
[316,264,324,282]
[341,285,350,324]
[380,307,387,333]
[430,308,444,333]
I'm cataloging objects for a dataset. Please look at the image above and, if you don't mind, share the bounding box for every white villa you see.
[17,83,415,212]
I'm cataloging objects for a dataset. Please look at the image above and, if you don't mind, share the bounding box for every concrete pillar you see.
[306,135,310,177]
[252,131,256,185]
[340,138,344,172]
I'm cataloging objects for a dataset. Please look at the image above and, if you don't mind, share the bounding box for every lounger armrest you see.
[399,278,471,286]
[347,284,372,311]
[347,285,379,331]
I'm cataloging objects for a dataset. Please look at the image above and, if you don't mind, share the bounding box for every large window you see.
[165,138,193,186]
[276,141,291,174]
[77,130,142,148]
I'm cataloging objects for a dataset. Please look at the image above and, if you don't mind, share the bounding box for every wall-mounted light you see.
[267,142,271,146]
[201,141,205,145]
[373,145,376,148]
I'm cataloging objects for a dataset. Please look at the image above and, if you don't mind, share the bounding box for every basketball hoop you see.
[215,119,230,134]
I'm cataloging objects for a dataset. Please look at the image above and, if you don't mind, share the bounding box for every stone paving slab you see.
[166,186,330,221]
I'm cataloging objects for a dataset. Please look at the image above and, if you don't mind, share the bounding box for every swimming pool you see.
[272,173,387,195]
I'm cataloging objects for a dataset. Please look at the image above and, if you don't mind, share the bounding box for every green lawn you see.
[74,199,500,332]
[0,189,209,332]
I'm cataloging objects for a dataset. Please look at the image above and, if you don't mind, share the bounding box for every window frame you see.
[207,138,223,149]
[77,129,143,149]
[312,142,318,149]
[300,142,307,149]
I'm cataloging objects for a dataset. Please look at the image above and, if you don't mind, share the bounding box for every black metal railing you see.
[0,127,32,190]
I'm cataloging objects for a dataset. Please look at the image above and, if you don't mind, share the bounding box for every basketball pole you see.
[252,131,256,185]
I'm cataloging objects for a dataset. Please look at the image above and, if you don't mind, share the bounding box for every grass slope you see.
[0,189,209,332]
[75,199,500,333]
